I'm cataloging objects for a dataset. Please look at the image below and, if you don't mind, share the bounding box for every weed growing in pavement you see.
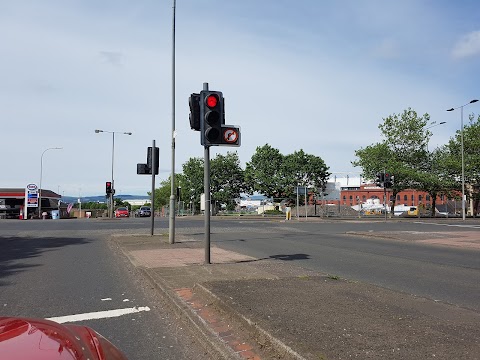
[327,274,340,280]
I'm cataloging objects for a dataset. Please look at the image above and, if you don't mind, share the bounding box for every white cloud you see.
[452,30,480,59]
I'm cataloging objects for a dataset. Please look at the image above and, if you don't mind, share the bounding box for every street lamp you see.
[95,129,132,218]
[39,147,63,218]
[425,121,446,152]
[447,99,479,220]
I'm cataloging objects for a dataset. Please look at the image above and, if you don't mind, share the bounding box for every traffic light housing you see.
[200,90,224,146]
[147,146,159,175]
[375,173,384,187]
[189,93,200,131]
[106,181,112,194]
[384,173,393,188]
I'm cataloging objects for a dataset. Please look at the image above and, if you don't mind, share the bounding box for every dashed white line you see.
[47,306,151,324]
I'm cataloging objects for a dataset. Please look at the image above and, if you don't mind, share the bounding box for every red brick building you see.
[339,184,445,207]
[313,184,447,208]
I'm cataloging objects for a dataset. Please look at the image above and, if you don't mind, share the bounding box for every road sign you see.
[223,128,238,144]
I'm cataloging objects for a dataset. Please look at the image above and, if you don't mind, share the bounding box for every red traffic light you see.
[205,94,218,108]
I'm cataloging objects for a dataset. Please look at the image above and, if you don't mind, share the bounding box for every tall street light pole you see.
[169,0,177,244]
[95,129,132,218]
[39,147,62,218]
[447,99,478,220]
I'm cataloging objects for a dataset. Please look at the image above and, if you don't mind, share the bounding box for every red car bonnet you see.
[0,317,127,360]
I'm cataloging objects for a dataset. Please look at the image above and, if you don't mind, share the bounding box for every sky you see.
[1,0,479,196]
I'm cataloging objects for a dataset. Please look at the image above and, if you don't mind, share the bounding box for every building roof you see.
[0,188,60,198]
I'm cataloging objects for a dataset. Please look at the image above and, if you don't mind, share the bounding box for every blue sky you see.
[1,0,479,196]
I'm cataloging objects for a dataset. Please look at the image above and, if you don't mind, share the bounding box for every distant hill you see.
[61,194,150,203]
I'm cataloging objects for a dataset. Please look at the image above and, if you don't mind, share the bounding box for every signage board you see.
[25,184,39,208]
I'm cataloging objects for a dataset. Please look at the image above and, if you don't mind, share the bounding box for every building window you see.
[343,196,346,201]
[349,195,353,200]
[397,195,400,201]
[426,195,430,201]
[362,195,366,201]
[419,195,422,202]
[411,195,414,201]
[404,195,408,201]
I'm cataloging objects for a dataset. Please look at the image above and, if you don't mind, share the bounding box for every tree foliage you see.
[211,152,245,211]
[353,108,448,213]
[281,149,330,198]
[245,144,284,197]
[441,114,480,215]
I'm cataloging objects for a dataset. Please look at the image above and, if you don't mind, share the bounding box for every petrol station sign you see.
[25,183,38,208]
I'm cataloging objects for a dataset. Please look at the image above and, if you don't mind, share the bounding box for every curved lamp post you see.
[447,99,479,220]
[39,147,63,218]
[95,129,132,218]
[425,121,446,152]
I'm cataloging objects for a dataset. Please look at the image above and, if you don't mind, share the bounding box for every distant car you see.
[0,316,128,360]
[136,206,151,217]
[115,207,129,218]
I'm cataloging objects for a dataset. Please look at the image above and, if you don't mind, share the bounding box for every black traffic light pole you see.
[203,82,211,265]
[150,139,156,236]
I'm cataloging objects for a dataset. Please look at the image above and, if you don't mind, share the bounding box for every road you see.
[205,218,480,311]
[1,216,479,358]
[0,219,209,359]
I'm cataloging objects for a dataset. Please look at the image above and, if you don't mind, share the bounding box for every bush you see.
[264,209,283,215]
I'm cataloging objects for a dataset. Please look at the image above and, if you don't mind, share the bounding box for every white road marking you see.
[47,306,151,324]
[101,298,112,301]
[414,221,480,229]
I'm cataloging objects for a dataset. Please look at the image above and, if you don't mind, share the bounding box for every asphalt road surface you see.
[1,216,479,358]
[0,219,210,359]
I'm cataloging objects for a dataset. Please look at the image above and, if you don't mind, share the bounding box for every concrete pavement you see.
[111,232,480,360]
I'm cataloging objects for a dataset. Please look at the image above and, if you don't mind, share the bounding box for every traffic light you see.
[106,181,112,194]
[147,146,159,175]
[200,90,224,146]
[384,173,393,188]
[189,93,200,131]
[375,173,384,187]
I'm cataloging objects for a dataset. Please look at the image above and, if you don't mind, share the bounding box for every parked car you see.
[136,206,151,217]
[0,316,128,359]
[114,207,129,218]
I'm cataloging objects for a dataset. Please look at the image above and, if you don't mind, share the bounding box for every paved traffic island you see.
[111,234,480,360]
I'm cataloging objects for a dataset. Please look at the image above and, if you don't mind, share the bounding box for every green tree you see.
[353,108,431,213]
[181,157,204,213]
[245,144,284,197]
[414,146,457,216]
[280,149,330,199]
[211,152,245,212]
[114,198,130,209]
[442,114,480,216]
[149,174,183,210]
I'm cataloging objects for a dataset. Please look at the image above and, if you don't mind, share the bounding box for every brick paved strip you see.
[175,288,263,360]
[129,247,256,268]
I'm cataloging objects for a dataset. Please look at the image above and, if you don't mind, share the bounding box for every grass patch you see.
[297,275,311,280]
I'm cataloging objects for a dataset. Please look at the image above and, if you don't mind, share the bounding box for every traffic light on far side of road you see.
[384,173,393,188]
[375,173,384,187]
[106,181,112,194]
